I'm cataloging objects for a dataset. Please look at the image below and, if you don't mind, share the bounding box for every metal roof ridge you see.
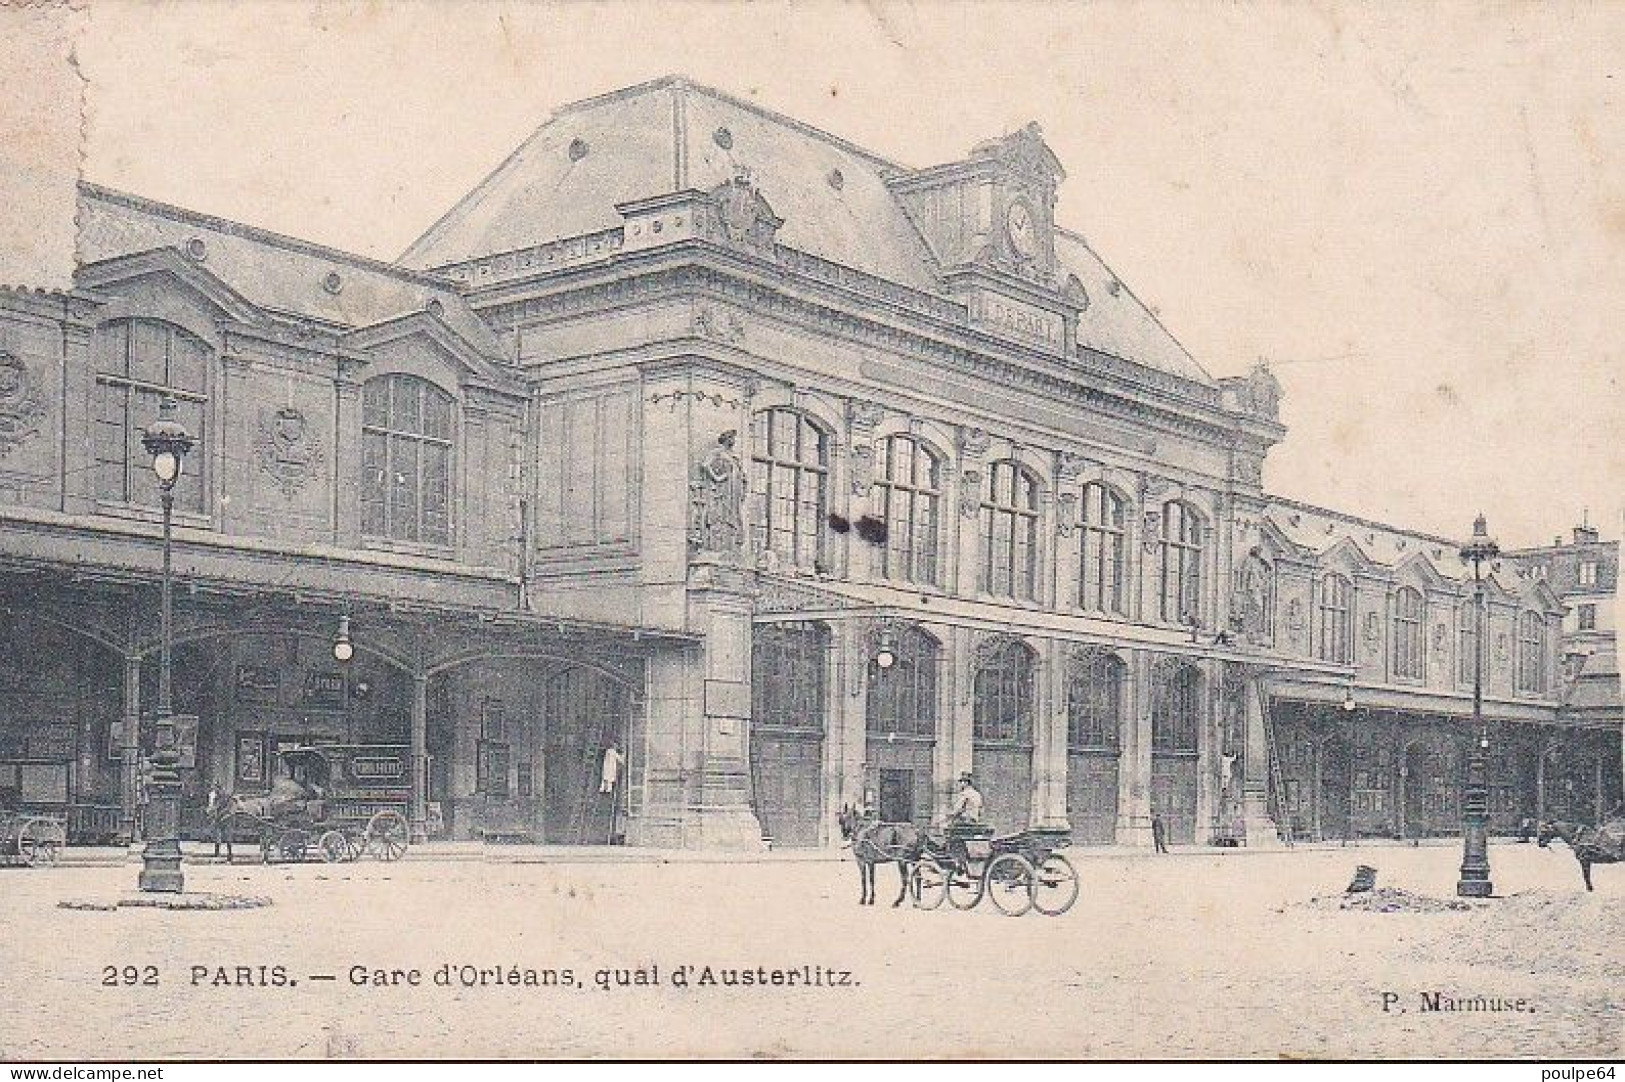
[81,182,460,290]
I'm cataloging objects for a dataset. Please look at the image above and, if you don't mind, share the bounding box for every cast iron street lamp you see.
[138,396,194,893]
[1457,513,1499,899]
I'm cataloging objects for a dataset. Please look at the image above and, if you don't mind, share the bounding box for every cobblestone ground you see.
[0,841,1618,1060]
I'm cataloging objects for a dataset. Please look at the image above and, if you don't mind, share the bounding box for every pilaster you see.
[1116,649,1153,845]
[1032,636,1069,829]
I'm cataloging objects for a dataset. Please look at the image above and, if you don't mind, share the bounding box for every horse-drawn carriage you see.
[0,808,65,867]
[217,744,411,864]
[912,825,1079,916]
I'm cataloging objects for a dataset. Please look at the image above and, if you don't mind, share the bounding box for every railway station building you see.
[0,77,1617,849]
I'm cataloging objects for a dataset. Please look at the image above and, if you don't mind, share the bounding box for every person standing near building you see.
[1152,812,1169,854]
[600,742,624,795]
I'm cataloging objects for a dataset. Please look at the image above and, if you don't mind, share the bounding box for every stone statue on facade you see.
[689,430,747,557]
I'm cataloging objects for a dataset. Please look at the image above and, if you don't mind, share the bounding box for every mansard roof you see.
[1052,228,1211,385]
[399,75,1214,388]
[400,76,940,291]
[1261,497,1560,602]
[76,184,507,359]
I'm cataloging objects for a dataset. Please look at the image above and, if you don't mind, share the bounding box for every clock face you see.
[1006,200,1038,258]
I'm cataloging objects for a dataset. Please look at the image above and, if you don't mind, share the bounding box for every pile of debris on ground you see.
[1302,886,1479,913]
[1289,867,1480,913]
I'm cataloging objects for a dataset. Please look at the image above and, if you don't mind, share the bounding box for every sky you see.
[73,0,1624,549]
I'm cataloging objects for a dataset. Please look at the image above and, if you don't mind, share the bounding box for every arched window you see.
[1318,573,1353,663]
[973,638,1034,744]
[362,375,455,546]
[1158,501,1204,623]
[981,461,1040,600]
[1079,483,1128,615]
[872,436,943,586]
[866,624,938,738]
[1392,587,1426,680]
[751,623,827,731]
[1066,649,1124,750]
[750,409,828,570]
[94,319,209,513]
[1516,611,1546,694]
[1151,662,1201,754]
[1457,602,1478,685]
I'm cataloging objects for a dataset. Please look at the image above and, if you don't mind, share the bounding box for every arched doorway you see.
[1064,647,1124,845]
[1319,736,1352,842]
[865,624,938,826]
[1401,737,1459,838]
[542,667,631,844]
[972,637,1035,831]
[1150,660,1201,844]
[425,654,635,844]
[749,623,827,847]
[0,611,127,842]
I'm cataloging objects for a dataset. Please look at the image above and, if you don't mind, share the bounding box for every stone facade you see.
[0,76,1614,849]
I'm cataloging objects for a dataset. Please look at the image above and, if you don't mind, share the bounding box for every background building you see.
[0,77,1615,848]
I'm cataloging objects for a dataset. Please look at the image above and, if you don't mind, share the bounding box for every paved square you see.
[1,841,1618,1059]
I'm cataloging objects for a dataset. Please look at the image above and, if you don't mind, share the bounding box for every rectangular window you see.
[1578,604,1597,631]
[477,740,510,799]
[1579,562,1597,587]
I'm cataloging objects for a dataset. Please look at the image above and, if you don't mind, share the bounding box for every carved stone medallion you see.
[256,405,324,497]
[0,352,46,455]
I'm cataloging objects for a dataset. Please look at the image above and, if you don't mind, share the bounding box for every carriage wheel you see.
[946,864,985,910]
[985,853,1035,917]
[276,830,310,863]
[366,810,409,862]
[1031,853,1079,916]
[912,858,948,911]
[318,830,354,864]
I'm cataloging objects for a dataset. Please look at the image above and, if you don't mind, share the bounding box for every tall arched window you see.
[750,409,828,571]
[94,319,209,514]
[1516,611,1546,694]
[866,624,938,738]
[973,638,1034,743]
[1066,649,1124,750]
[362,375,455,546]
[1079,483,1128,615]
[1151,662,1201,753]
[1393,587,1426,680]
[751,623,828,730]
[872,436,942,586]
[1158,501,1204,623]
[1318,573,1353,663]
[981,461,1040,600]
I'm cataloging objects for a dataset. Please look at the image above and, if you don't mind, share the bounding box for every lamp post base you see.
[138,839,185,893]
[1455,876,1493,898]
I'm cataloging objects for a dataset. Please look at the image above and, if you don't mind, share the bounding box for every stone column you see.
[121,653,141,844]
[1194,657,1222,843]
[410,669,428,843]
[940,624,976,822]
[59,312,96,516]
[1238,670,1284,846]
[332,360,365,547]
[218,352,254,535]
[683,561,765,848]
[1116,649,1153,845]
[1032,637,1069,829]
[827,620,869,835]
[955,427,990,597]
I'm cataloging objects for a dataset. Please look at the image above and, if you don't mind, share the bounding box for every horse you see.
[836,804,930,907]
[207,782,322,863]
[1538,816,1625,891]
